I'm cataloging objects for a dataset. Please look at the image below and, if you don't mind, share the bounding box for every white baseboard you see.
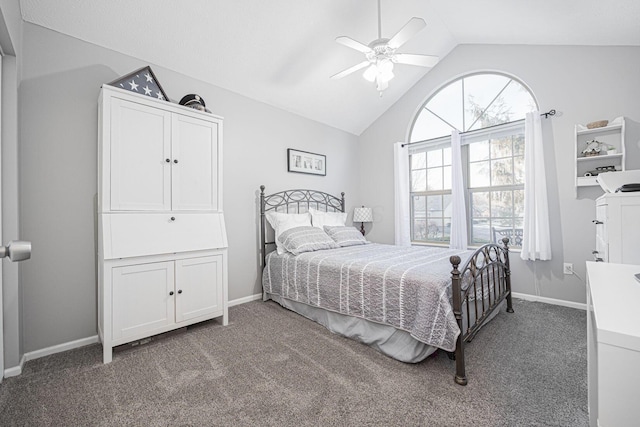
[4,354,26,378]
[25,335,100,363]
[2,294,276,378]
[228,293,262,307]
[512,292,586,310]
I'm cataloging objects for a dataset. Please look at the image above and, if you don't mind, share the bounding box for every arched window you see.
[408,72,537,246]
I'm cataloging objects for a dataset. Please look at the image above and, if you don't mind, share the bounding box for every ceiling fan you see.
[331,0,439,94]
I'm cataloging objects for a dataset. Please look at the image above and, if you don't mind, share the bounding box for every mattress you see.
[262,243,473,352]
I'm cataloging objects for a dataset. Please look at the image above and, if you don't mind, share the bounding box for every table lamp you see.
[353,206,373,236]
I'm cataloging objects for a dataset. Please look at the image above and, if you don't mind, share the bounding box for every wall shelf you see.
[574,117,625,196]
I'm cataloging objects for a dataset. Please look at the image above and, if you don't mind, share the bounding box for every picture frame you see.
[287,149,326,176]
[107,66,170,102]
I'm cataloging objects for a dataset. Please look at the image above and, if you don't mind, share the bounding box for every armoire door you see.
[110,98,172,211]
[175,256,223,323]
[112,261,175,341]
[171,114,219,211]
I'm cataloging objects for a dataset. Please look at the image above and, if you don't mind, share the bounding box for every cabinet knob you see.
[174,159,179,164]
[170,217,176,221]
[169,291,174,296]
[178,289,182,294]
[165,158,170,163]
[592,220,603,225]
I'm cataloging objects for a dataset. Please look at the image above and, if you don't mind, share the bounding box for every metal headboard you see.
[259,185,345,267]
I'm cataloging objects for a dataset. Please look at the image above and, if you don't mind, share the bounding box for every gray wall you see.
[18,23,359,354]
[359,44,640,304]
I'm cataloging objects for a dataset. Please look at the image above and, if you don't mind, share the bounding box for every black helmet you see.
[179,94,209,112]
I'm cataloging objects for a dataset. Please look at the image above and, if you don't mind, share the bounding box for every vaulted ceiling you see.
[20,0,640,135]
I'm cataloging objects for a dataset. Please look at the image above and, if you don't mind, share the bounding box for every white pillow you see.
[309,207,347,229]
[265,211,312,255]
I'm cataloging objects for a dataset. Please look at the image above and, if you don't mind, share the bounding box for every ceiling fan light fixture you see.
[363,64,378,82]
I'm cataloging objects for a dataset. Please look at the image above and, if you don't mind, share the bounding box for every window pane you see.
[491,158,513,186]
[471,192,490,217]
[443,217,451,240]
[411,170,426,192]
[490,137,512,159]
[513,134,525,156]
[470,161,490,188]
[513,189,524,217]
[443,194,452,217]
[427,168,443,191]
[500,81,537,120]
[411,109,454,142]
[426,79,463,131]
[492,219,514,244]
[443,147,452,165]
[443,166,452,190]
[427,218,444,241]
[413,219,427,241]
[469,140,489,162]
[413,195,426,215]
[514,156,524,184]
[491,191,513,217]
[471,218,490,245]
[426,195,443,217]
[427,149,442,167]
[463,74,511,131]
[411,152,426,170]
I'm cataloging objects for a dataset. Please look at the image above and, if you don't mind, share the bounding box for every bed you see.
[259,186,514,385]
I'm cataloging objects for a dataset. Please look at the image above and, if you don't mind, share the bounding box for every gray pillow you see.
[278,226,338,255]
[323,226,368,247]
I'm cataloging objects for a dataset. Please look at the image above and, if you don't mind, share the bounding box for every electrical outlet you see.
[563,263,574,275]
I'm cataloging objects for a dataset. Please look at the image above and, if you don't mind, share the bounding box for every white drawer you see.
[102,213,228,259]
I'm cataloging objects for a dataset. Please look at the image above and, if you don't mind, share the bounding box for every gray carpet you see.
[0,298,587,426]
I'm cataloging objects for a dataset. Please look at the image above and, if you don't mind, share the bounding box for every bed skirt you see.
[265,292,505,364]
[265,292,437,363]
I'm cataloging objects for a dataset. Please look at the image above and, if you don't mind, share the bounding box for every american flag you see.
[108,66,169,101]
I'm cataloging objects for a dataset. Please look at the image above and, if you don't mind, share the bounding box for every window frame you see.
[408,72,537,248]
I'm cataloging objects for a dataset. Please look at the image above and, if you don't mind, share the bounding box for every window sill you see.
[411,241,522,252]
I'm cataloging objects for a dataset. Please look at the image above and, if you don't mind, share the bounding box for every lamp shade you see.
[353,207,373,223]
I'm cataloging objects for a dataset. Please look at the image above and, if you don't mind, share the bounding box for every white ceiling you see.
[19,0,640,135]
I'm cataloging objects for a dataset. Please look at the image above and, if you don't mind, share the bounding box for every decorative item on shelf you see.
[586,120,609,129]
[107,66,169,101]
[585,165,617,177]
[179,94,211,113]
[287,149,326,176]
[353,206,373,236]
[582,139,602,157]
[605,145,617,155]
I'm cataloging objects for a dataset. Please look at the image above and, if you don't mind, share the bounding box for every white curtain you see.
[393,142,411,246]
[521,111,552,261]
[449,130,468,250]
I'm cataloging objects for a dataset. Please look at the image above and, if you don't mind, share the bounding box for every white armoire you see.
[97,85,228,363]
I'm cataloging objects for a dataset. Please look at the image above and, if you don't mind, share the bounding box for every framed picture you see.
[107,66,169,102]
[287,149,326,176]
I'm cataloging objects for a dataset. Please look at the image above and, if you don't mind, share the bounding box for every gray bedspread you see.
[263,243,472,352]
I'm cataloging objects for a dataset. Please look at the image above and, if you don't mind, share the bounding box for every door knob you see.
[0,241,31,262]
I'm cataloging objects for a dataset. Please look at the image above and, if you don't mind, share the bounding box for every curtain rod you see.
[401,109,556,148]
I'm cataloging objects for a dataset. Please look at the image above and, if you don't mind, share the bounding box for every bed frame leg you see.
[501,237,515,314]
[450,255,468,386]
[453,335,467,386]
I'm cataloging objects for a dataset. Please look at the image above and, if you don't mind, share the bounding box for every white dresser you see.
[587,261,640,427]
[593,193,640,264]
[97,86,228,363]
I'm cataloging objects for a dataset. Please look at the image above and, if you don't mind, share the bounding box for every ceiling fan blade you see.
[335,36,372,53]
[394,53,439,68]
[330,61,371,79]
[387,17,427,49]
